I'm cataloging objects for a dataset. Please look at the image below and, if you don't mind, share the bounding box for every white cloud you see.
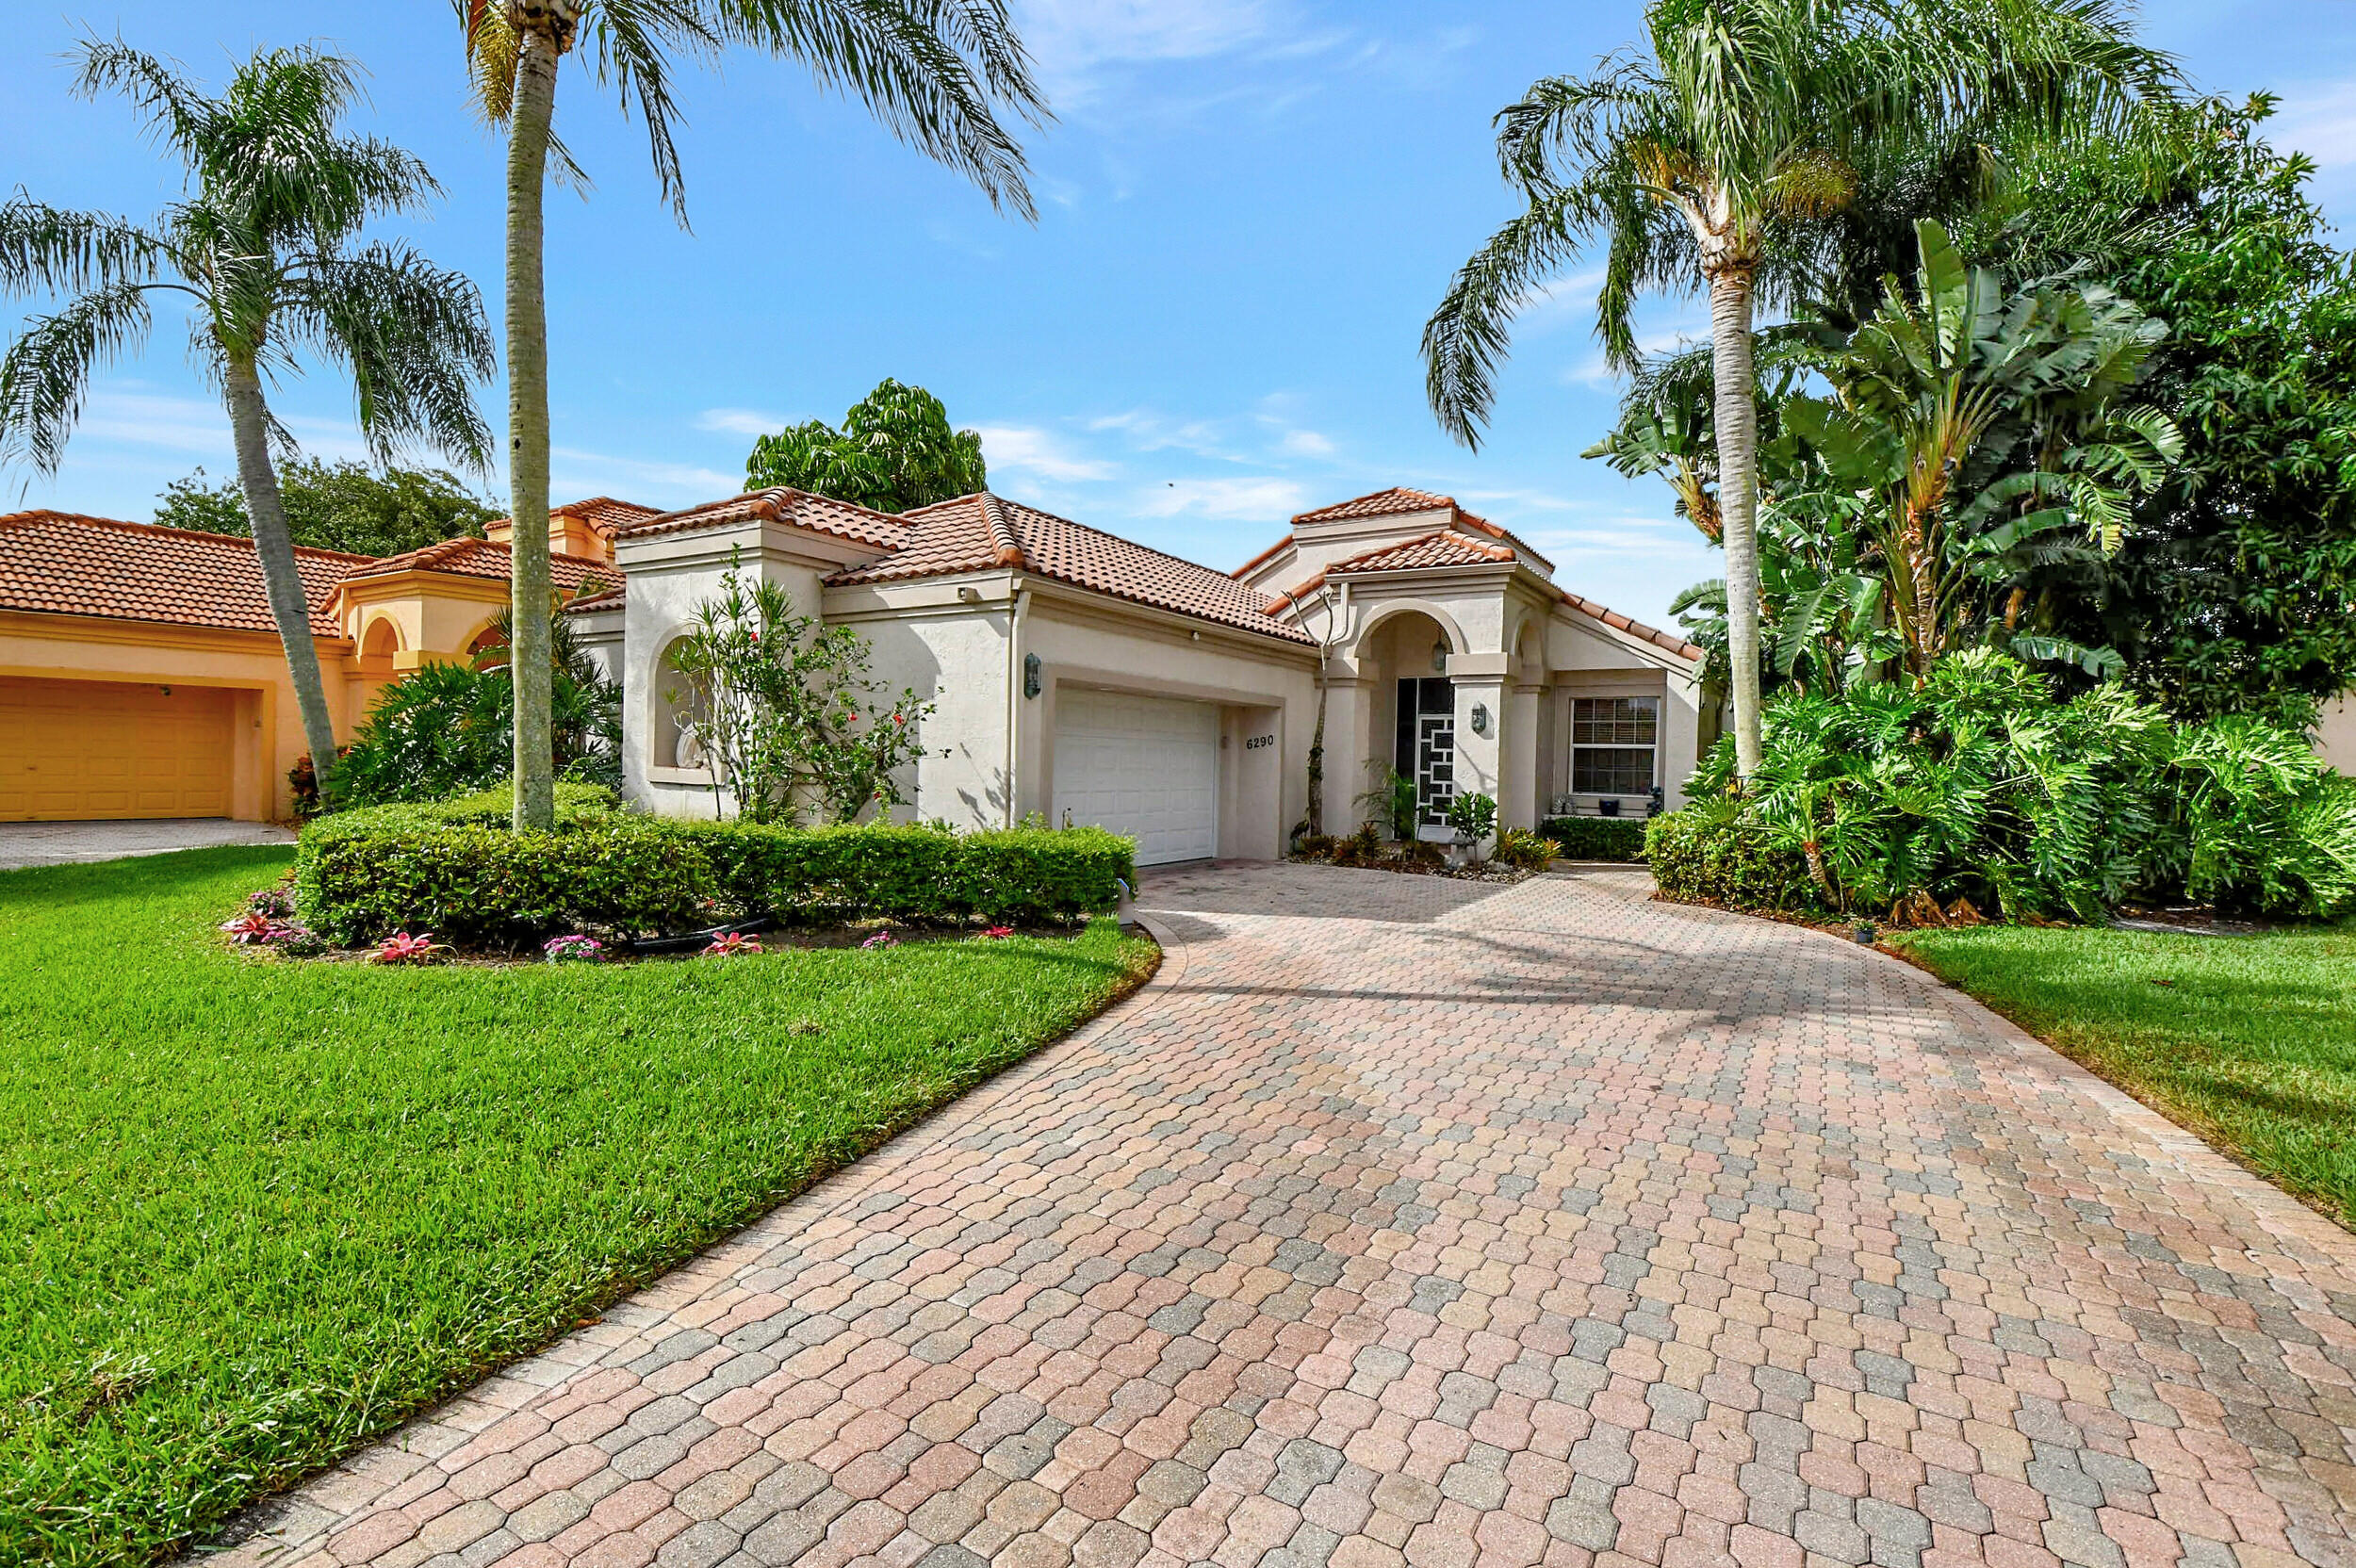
[1275,428,1335,458]
[975,424,1119,482]
[695,407,787,437]
[2273,80,2356,170]
[1015,0,1280,97]
[1087,407,1237,460]
[1137,475,1308,521]
[65,386,376,466]
[550,447,741,507]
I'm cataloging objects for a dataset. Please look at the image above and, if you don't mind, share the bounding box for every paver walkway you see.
[215,864,2356,1568]
[0,817,294,869]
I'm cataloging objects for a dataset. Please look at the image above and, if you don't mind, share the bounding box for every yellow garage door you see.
[0,678,237,821]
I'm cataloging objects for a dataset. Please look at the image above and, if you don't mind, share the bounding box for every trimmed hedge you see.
[1536,816,1649,862]
[1644,809,1820,913]
[297,790,1137,947]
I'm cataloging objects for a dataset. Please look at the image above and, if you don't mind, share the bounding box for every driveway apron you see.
[215,863,2356,1568]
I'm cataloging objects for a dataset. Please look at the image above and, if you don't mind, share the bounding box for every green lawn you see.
[1896,920,2356,1231]
[0,847,1155,1568]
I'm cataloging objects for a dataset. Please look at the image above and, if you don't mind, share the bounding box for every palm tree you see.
[1421,0,2175,779]
[0,40,495,779]
[457,0,1047,830]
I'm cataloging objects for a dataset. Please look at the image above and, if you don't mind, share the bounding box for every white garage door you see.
[1053,689,1219,865]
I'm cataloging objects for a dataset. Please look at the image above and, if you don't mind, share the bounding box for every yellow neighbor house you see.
[0,498,650,823]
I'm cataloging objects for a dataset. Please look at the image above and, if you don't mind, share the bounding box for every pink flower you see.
[372,931,445,965]
[982,925,1016,939]
[702,931,762,957]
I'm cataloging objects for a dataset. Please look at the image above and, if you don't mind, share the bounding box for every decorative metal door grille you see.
[1415,711,1455,827]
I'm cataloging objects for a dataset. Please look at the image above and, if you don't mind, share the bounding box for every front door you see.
[1396,678,1455,830]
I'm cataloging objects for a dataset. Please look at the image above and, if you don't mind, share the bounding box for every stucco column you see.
[1448,672,1507,829]
[1501,681,1543,830]
[1661,671,1702,810]
[1318,674,1368,833]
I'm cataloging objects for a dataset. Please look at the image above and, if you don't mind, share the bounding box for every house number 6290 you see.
[1243,734,1275,750]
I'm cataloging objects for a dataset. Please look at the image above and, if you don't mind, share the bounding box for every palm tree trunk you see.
[504,24,561,830]
[1708,266,1764,779]
[222,353,342,791]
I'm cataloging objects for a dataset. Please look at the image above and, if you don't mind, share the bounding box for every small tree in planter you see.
[1446,792,1499,865]
[665,558,934,824]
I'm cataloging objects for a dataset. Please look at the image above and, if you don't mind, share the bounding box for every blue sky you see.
[5,1,2351,625]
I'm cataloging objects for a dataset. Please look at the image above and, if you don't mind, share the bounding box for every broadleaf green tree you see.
[457,0,1047,831]
[1421,0,2176,779]
[0,41,494,777]
[744,378,987,512]
[1779,220,2181,678]
[155,458,499,557]
[1955,94,2356,727]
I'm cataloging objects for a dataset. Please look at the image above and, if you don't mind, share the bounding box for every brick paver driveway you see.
[219,864,2356,1568]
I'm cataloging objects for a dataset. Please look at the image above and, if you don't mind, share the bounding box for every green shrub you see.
[1667,650,2356,923]
[333,620,619,808]
[1494,826,1561,870]
[298,801,1135,947]
[700,822,1132,923]
[1645,809,1819,913]
[1537,816,1649,862]
[299,815,707,948]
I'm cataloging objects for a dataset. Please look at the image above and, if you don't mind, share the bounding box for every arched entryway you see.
[1355,607,1459,833]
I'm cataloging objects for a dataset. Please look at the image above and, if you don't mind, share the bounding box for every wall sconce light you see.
[1469,702,1491,736]
[957,584,983,603]
[1023,651,1041,699]
[1431,643,1448,674]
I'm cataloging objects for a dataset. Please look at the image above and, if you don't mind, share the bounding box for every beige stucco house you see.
[574,484,1710,864]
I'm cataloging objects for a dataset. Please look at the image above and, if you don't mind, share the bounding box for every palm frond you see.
[0,198,172,296]
[0,283,154,476]
[286,242,499,472]
[1421,192,1586,448]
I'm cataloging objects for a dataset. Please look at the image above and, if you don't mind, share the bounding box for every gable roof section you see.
[342,536,614,596]
[1327,529,1519,575]
[1291,486,1460,525]
[1239,486,1554,580]
[828,493,1316,645]
[555,496,661,535]
[0,510,371,638]
[621,486,910,551]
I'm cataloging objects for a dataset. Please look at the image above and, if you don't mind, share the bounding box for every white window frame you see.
[1568,694,1660,798]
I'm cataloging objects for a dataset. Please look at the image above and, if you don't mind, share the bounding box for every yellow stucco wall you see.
[2,569,516,822]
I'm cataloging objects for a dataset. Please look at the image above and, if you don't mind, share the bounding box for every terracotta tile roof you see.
[828,493,1316,645]
[563,580,627,614]
[1290,487,1461,525]
[0,510,370,638]
[554,497,661,535]
[1559,589,1705,662]
[621,487,911,551]
[1251,487,1553,578]
[340,536,615,596]
[1326,530,1520,575]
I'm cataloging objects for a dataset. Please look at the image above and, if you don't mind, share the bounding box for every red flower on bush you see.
[372,931,445,965]
[702,931,763,957]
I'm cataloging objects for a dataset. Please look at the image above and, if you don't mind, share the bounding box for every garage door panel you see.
[0,678,237,821]
[1053,691,1219,866]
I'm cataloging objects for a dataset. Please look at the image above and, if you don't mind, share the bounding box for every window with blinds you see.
[1570,695,1658,795]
